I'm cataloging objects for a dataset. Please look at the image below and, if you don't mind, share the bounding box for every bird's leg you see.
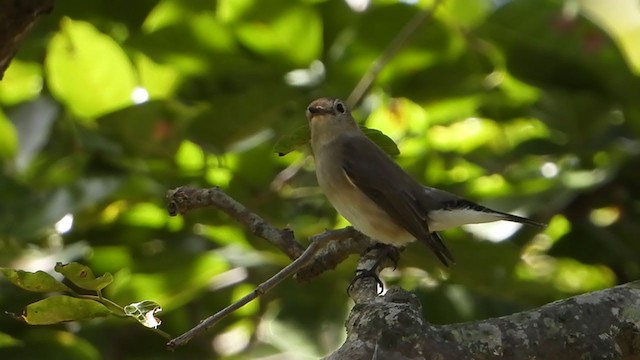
[348,244,402,295]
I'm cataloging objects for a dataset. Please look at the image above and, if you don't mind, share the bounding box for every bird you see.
[305,97,545,281]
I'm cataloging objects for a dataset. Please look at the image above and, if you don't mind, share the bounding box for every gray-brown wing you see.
[341,135,454,266]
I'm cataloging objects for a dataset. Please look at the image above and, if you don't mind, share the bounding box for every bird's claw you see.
[348,268,384,295]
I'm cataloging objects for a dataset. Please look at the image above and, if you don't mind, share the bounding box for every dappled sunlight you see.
[428,117,503,154]
[54,214,74,234]
[517,255,616,294]
[463,220,522,243]
[213,320,252,356]
[107,251,229,311]
[130,86,149,104]
[284,60,326,87]
[540,161,559,178]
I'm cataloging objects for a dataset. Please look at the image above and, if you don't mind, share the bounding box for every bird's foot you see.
[363,243,402,270]
[348,267,384,295]
[348,244,403,295]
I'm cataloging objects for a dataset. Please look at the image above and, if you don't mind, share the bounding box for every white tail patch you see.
[428,208,506,232]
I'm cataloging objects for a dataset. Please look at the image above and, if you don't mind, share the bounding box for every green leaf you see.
[18,295,111,325]
[0,111,18,160]
[273,125,399,157]
[274,125,310,156]
[360,126,401,156]
[54,262,113,291]
[0,331,22,348]
[45,17,137,119]
[234,1,321,65]
[0,60,42,106]
[0,268,71,293]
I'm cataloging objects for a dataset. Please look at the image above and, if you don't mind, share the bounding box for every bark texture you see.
[328,281,640,360]
[0,0,54,79]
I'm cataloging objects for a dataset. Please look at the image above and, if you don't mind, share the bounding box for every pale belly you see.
[315,156,415,246]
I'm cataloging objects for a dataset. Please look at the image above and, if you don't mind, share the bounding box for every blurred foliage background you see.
[1,0,640,358]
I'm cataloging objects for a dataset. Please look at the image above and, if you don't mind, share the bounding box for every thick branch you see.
[328,280,640,359]
[0,0,54,79]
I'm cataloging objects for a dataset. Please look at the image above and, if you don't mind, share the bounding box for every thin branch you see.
[166,227,358,350]
[295,230,372,282]
[166,187,304,260]
[167,186,374,281]
[346,0,445,108]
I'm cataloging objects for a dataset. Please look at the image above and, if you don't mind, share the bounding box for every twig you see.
[346,0,445,108]
[295,229,372,282]
[166,187,304,259]
[166,227,358,350]
[270,155,311,192]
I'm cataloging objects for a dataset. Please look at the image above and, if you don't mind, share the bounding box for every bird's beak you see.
[306,105,327,121]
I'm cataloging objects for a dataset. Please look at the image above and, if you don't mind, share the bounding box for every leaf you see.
[124,300,162,328]
[0,268,71,293]
[45,18,137,119]
[360,126,401,156]
[54,262,113,291]
[0,60,42,106]
[234,1,321,65]
[274,125,400,157]
[0,112,18,160]
[0,331,22,348]
[273,125,310,156]
[18,295,111,325]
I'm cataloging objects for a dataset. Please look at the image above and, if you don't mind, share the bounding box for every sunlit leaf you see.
[0,269,71,293]
[427,118,502,154]
[580,0,640,75]
[134,52,181,99]
[0,60,42,105]
[18,296,111,325]
[234,2,321,64]
[46,18,137,119]
[54,262,113,291]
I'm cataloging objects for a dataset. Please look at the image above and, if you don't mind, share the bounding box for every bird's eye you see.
[335,101,346,114]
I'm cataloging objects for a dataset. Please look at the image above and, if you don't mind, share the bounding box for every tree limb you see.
[0,0,55,79]
[330,267,640,360]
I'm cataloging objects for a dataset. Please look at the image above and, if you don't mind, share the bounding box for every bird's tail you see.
[496,211,546,228]
[423,232,455,267]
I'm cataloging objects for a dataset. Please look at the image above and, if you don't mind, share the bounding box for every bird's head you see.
[306,97,358,147]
